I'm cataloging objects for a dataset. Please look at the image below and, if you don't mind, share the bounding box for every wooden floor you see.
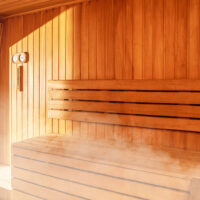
[11,135,200,200]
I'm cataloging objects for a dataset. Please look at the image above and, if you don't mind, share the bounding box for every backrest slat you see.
[48,80,200,91]
[48,80,200,132]
[49,90,200,104]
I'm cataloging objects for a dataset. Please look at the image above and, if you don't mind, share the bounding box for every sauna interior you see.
[0,0,200,199]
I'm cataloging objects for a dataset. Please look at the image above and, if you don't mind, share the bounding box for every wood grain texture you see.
[49,89,200,104]
[0,0,89,19]
[49,100,200,119]
[0,0,200,165]
[49,110,200,132]
[48,79,200,90]
[0,23,3,47]
[12,136,197,200]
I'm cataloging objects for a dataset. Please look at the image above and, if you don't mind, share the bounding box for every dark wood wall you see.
[1,0,200,164]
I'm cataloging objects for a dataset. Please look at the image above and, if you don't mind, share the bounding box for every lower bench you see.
[12,135,200,200]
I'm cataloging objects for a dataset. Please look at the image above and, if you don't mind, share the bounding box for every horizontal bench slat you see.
[25,136,200,163]
[13,156,189,200]
[13,180,83,200]
[13,167,142,200]
[48,80,200,91]
[14,141,198,178]
[49,90,200,105]
[12,190,44,200]
[49,100,200,118]
[48,110,200,132]
[13,146,190,191]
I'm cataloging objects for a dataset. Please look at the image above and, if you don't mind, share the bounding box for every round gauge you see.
[19,53,27,63]
[12,54,19,63]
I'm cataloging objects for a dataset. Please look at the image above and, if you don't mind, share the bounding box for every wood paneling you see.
[48,79,200,90]
[0,0,89,19]
[0,0,200,164]
[0,23,3,47]
[0,20,10,164]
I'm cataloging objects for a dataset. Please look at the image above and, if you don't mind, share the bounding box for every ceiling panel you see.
[0,0,89,19]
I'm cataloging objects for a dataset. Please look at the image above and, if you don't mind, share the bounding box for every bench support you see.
[189,178,200,200]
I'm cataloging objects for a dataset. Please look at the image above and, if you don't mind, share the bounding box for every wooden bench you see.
[48,80,200,132]
[12,136,200,200]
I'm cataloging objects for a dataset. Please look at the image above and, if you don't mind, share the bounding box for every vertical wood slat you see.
[40,13,46,136]
[0,23,3,48]
[59,7,66,135]
[188,0,200,79]
[164,0,176,80]
[104,0,114,140]
[175,0,188,79]
[73,4,81,137]
[80,2,89,138]
[96,0,105,139]
[96,0,105,80]
[133,0,143,80]
[8,33,12,163]
[105,0,114,80]
[152,0,164,79]
[143,0,153,79]
[124,0,133,80]
[11,44,17,143]
[88,0,97,139]
[22,37,28,140]
[16,39,23,142]
[0,21,6,162]
[33,26,40,137]
[65,7,74,136]
[114,0,125,80]
[27,32,34,139]
[52,11,59,134]
[46,10,53,134]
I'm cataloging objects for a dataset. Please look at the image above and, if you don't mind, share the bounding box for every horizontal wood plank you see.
[48,110,200,132]
[12,155,189,200]
[12,179,83,200]
[25,136,200,162]
[14,141,200,179]
[13,167,142,200]
[12,190,43,200]
[12,145,191,191]
[49,100,200,118]
[48,80,200,91]
[48,90,200,105]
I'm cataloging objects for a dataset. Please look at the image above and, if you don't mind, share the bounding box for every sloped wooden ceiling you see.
[0,0,89,19]
[0,23,3,47]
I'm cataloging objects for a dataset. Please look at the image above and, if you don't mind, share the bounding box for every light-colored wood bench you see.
[12,136,200,200]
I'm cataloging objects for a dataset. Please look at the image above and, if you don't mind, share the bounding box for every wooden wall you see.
[1,0,200,164]
[0,21,10,164]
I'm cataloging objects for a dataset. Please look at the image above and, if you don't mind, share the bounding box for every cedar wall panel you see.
[1,0,200,164]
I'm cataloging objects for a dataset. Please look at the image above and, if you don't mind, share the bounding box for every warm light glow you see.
[0,165,11,191]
